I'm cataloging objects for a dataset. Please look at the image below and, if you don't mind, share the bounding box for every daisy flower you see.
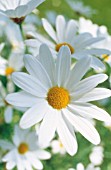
[6,44,111,156]
[0,0,45,24]
[0,51,24,77]
[26,15,110,71]
[0,81,24,123]
[78,17,108,38]
[51,139,66,155]
[65,0,96,17]
[0,125,51,170]
[89,146,104,166]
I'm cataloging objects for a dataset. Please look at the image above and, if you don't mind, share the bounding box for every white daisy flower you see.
[6,44,111,156]
[0,51,24,77]
[65,0,96,17]
[78,17,108,38]
[86,164,101,170]
[89,146,104,166]
[51,139,66,155]
[0,81,25,123]
[78,17,111,68]
[25,15,110,71]
[0,0,45,24]
[0,125,51,170]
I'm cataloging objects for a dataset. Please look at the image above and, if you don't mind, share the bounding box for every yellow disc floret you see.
[18,143,29,154]
[55,42,74,54]
[5,67,15,76]
[47,86,70,110]
[102,54,110,61]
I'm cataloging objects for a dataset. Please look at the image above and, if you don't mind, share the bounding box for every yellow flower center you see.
[102,54,110,61]
[47,86,70,110]
[59,141,64,148]
[55,42,74,54]
[18,143,29,154]
[5,67,15,76]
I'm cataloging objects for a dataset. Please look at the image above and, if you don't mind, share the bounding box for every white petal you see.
[66,56,91,90]
[27,32,55,49]
[69,102,111,122]
[64,110,100,145]
[71,74,108,97]
[57,112,78,156]
[4,106,13,123]
[26,153,43,170]
[27,0,45,14]
[38,108,57,147]
[0,140,14,150]
[56,15,66,42]
[55,46,71,87]
[35,150,51,160]
[24,54,52,89]
[42,18,57,42]
[6,91,38,107]
[91,56,105,72]
[12,72,47,97]
[78,88,111,102]
[20,101,48,129]
[6,161,16,170]
[39,44,55,85]
[65,20,78,43]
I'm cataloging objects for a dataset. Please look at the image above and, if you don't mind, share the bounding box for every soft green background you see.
[39,0,111,34]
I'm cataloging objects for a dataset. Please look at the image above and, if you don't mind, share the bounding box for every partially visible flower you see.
[68,163,101,170]
[6,44,111,156]
[51,139,66,155]
[78,17,108,38]
[0,81,24,123]
[0,0,45,24]
[0,52,24,77]
[26,15,110,71]
[0,125,51,170]
[89,146,104,166]
[65,0,96,17]
[86,164,101,170]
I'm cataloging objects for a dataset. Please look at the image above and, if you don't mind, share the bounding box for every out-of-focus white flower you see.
[66,0,96,17]
[6,44,111,156]
[78,17,108,38]
[0,0,45,23]
[0,125,51,170]
[26,15,110,71]
[89,146,104,166]
[0,52,24,77]
[78,17,111,67]
[86,163,101,170]
[0,81,24,123]
[69,163,101,170]
[51,139,66,155]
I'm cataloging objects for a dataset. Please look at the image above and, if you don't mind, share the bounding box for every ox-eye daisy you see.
[26,15,110,71]
[0,0,45,23]
[0,125,51,170]
[6,44,111,156]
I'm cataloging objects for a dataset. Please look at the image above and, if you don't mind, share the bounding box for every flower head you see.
[0,0,45,23]
[6,44,111,156]
[0,125,51,170]
[26,15,111,71]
